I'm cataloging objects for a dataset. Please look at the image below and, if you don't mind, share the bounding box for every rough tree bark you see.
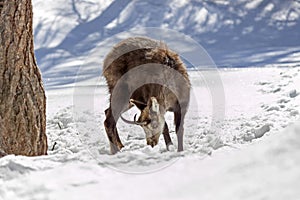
[0,0,48,156]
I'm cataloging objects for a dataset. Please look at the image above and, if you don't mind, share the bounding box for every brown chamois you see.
[103,37,190,154]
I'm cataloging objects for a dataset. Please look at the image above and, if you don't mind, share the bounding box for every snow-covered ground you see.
[1,67,300,199]
[1,0,300,199]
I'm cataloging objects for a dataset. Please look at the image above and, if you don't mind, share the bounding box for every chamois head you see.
[121,97,166,147]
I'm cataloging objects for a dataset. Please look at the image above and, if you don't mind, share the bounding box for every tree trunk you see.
[0,0,48,156]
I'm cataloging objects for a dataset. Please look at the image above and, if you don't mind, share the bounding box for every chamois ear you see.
[150,97,159,113]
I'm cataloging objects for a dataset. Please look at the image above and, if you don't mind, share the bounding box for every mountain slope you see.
[32,0,300,87]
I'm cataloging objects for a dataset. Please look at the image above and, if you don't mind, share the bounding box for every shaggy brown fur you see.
[103,36,190,154]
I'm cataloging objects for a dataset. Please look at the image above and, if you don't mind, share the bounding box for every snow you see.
[1,67,300,199]
[1,0,300,199]
[31,0,300,87]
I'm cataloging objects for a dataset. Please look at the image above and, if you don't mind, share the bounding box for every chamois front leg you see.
[162,122,173,150]
[104,107,124,154]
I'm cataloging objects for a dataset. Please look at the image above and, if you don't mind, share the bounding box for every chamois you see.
[103,37,190,154]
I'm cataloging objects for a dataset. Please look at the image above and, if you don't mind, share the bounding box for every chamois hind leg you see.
[104,107,124,154]
[162,122,173,150]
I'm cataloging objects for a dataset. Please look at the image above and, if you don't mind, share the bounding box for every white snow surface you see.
[1,0,300,199]
[1,67,300,200]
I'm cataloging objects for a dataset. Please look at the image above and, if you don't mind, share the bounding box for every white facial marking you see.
[151,97,159,113]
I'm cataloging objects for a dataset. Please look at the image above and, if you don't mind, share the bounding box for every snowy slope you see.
[1,67,300,199]
[31,0,300,87]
